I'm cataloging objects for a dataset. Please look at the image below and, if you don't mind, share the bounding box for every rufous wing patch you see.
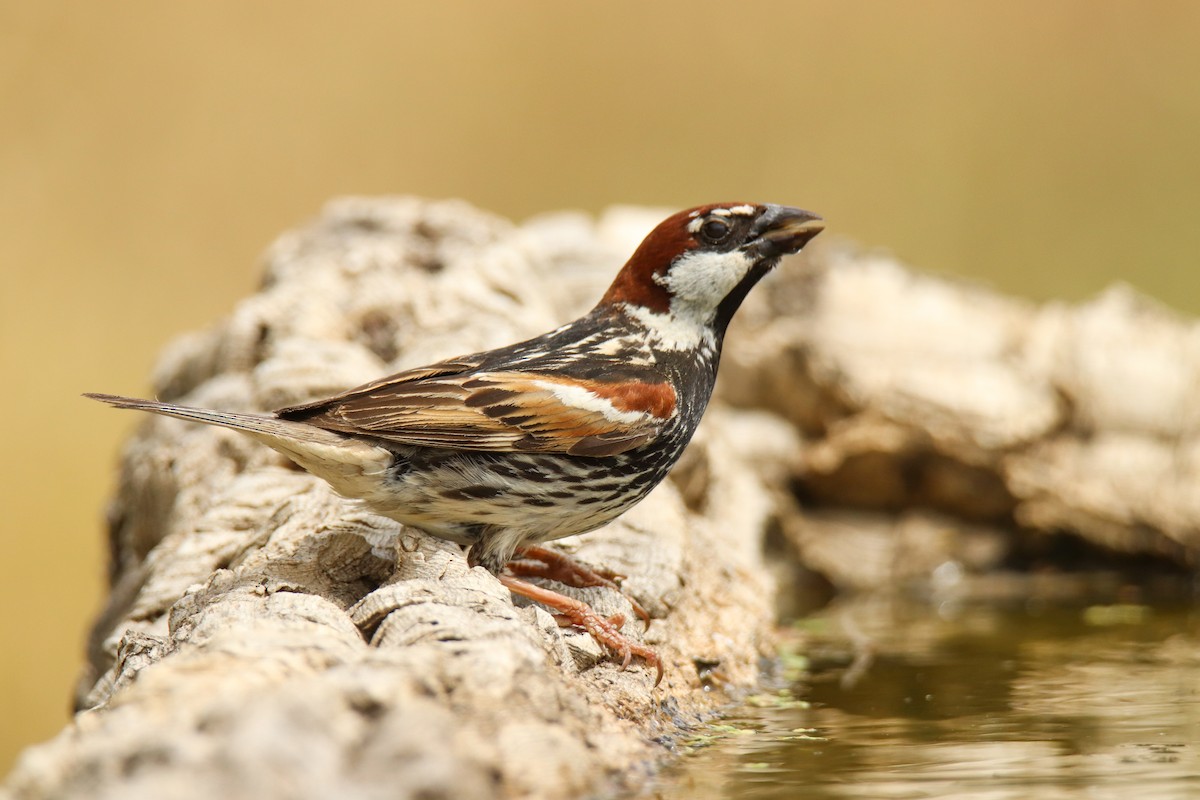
[285,369,673,457]
[573,379,676,420]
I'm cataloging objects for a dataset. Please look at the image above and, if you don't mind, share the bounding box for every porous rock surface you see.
[723,243,1200,586]
[6,199,785,800]
[7,197,1198,799]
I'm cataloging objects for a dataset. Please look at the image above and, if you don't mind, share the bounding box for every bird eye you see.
[699,217,731,243]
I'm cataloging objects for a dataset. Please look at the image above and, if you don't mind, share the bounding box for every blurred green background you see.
[3,0,1198,776]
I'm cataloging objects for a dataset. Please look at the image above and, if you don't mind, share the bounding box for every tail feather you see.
[85,392,396,499]
[83,393,348,446]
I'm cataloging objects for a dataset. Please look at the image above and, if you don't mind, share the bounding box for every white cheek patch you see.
[664,249,753,317]
[622,248,751,351]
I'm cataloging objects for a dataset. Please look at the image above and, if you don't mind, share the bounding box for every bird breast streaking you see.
[87,202,824,684]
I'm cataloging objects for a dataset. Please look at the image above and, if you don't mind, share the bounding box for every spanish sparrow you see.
[88,202,824,683]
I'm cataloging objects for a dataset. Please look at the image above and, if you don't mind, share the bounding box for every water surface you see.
[645,589,1200,799]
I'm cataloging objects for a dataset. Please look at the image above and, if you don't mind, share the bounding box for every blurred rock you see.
[724,241,1200,586]
[5,198,783,800]
[9,198,1198,799]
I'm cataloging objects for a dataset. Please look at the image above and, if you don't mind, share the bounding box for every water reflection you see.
[644,592,1200,799]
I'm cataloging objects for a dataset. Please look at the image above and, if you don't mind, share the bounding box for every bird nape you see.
[87,202,824,686]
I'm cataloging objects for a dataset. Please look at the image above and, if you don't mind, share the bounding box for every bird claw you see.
[618,643,632,671]
[500,574,663,686]
[508,545,652,630]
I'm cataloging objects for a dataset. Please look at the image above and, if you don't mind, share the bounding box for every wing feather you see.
[277,366,676,457]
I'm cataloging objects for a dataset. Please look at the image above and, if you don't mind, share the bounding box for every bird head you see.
[599,203,824,349]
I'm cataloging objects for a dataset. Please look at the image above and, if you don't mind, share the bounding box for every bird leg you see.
[506,545,651,630]
[499,574,663,686]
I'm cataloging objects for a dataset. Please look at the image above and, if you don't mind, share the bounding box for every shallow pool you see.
[643,587,1200,799]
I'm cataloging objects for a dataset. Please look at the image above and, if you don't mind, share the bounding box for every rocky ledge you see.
[6,197,1196,799]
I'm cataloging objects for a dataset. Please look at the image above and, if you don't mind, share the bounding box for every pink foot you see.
[500,574,663,686]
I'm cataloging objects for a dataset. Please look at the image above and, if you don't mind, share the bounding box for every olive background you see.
[3,1,1199,774]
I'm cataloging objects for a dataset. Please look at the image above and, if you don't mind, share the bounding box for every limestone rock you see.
[6,198,786,800]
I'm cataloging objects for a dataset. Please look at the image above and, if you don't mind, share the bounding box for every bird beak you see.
[746,205,825,260]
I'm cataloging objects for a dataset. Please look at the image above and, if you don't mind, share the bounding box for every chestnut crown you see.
[599,203,823,339]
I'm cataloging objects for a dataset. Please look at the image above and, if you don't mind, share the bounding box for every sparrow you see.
[87,202,824,684]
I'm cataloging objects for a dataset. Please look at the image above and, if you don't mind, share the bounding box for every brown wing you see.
[278,365,677,458]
